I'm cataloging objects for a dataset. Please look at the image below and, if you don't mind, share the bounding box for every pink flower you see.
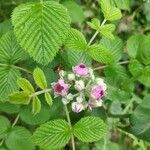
[88,99,103,111]
[52,79,69,96]
[72,102,84,113]
[91,85,106,100]
[73,63,89,76]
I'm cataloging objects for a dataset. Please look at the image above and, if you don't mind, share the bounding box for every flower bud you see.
[62,98,69,105]
[76,95,83,103]
[59,70,66,77]
[67,73,75,81]
[66,93,73,101]
[74,80,85,91]
[72,102,84,113]
[89,68,95,80]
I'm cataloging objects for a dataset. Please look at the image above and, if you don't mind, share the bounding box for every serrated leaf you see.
[32,96,41,115]
[33,67,47,89]
[98,24,116,39]
[0,67,21,101]
[87,18,101,30]
[0,116,11,139]
[88,44,114,64]
[45,92,53,106]
[12,1,71,65]
[9,91,30,105]
[33,119,71,149]
[98,0,122,21]
[5,126,35,150]
[17,78,34,93]
[73,117,107,142]
[62,0,85,23]
[0,31,26,64]
[65,28,87,51]
[130,95,150,141]
[101,36,123,61]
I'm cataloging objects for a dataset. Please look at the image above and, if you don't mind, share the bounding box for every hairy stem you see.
[94,60,130,71]
[0,63,32,74]
[88,19,107,46]
[12,114,20,127]
[29,88,52,98]
[64,105,76,150]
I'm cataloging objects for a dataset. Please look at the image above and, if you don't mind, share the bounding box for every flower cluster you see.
[51,63,107,113]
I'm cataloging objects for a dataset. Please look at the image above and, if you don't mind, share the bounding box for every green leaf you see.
[87,18,101,30]
[0,116,11,139]
[0,102,20,114]
[5,126,35,150]
[88,44,114,64]
[33,119,71,149]
[33,67,47,89]
[0,67,21,101]
[98,0,122,21]
[130,95,150,141]
[110,0,131,11]
[9,91,30,105]
[73,117,107,142]
[0,31,26,64]
[32,96,41,115]
[62,0,85,23]
[19,104,51,125]
[99,24,116,40]
[17,78,34,93]
[61,49,92,68]
[45,92,53,106]
[101,36,123,62]
[12,1,71,65]
[65,28,87,51]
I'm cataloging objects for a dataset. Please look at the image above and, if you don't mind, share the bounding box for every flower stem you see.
[64,105,76,150]
[12,114,20,127]
[88,19,107,46]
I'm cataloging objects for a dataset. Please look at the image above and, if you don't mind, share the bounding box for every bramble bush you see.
[0,0,150,149]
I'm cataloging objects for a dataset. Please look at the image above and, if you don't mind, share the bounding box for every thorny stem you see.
[0,63,32,74]
[94,60,130,71]
[88,19,107,46]
[64,105,76,150]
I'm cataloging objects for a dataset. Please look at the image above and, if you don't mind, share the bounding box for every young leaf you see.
[98,0,122,21]
[87,18,101,30]
[0,31,26,64]
[0,116,11,139]
[73,117,107,142]
[9,91,30,105]
[32,96,41,115]
[98,24,116,39]
[5,127,35,150]
[17,78,34,93]
[65,28,87,51]
[88,44,114,64]
[33,67,47,89]
[44,92,53,106]
[12,1,71,65]
[33,119,71,149]
[101,36,123,62]
[0,67,21,102]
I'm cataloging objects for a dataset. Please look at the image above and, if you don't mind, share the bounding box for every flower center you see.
[55,84,64,92]
[79,64,86,68]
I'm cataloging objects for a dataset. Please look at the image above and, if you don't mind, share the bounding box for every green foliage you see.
[33,119,71,149]
[5,126,34,150]
[87,18,101,30]
[32,96,41,115]
[130,95,150,141]
[0,67,21,101]
[73,117,107,142]
[88,44,114,64]
[44,92,53,106]
[98,0,122,21]
[9,91,30,105]
[12,1,71,65]
[101,36,123,62]
[62,0,85,23]
[33,67,47,89]
[0,116,11,139]
[17,78,35,94]
[65,28,87,51]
